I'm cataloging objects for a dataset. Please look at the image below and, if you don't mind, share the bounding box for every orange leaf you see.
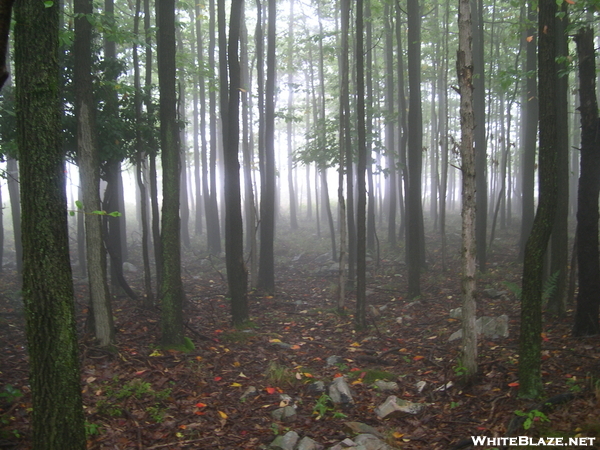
[526,35,534,42]
[194,411,205,415]
[303,372,314,378]
[333,373,344,378]
[413,355,425,361]
[218,410,228,419]
[265,387,276,394]
[214,376,222,382]
[508,382,519,387]
[350,368,361,372]
[565,0,575,4]
[196,402,207,408]
[290,345,301,350]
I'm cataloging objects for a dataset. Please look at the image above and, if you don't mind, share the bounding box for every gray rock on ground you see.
[374,395,428,418]
[269,430,299,450]
[328,376,354,404]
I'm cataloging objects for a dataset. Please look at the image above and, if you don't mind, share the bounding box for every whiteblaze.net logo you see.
[471,436,596,447]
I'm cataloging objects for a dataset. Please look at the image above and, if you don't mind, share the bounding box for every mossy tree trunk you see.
[14,0,86,446]
[156,0,185,347]
[518,0,559,399]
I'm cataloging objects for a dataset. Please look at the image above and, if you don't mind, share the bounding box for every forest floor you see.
[0,221,599,449]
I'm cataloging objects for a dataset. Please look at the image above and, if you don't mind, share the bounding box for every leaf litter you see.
[0,226,599,449]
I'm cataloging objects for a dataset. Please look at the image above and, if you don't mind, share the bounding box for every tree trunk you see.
[207,0,222,255]
[7,157,21,274]
[15,0,86,445]
[74,0,114,346]
[519,0,559,399]
[355,0,367,331]
[472,0,487,272]
[223,0,249,325]
[133,0,153,307]
[519,1,537,258]
[286,0,298,231]
[547,4,569,316]
[572,27,600,337]
[257,0,277,293]
[157,0,185,347]
[458,0,478,382]
[406,0,424,299]
[384,5,396,247]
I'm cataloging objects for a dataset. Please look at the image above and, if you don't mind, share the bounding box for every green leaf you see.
[75,200,83,210]
[91,210,107,215]
[108,211,122,217]
[69,211,75,216]
[44,1,54,7]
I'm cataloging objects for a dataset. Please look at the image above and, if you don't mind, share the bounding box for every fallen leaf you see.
[214,376,222,382]
[265,387,276,394]
[195,402,207,408]
[218,411,228,419]
[508,382,519,387]
[413,355,425,361]
[269,339,282,343]
[231,382,243,387]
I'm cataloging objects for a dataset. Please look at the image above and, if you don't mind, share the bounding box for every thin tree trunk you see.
[458,0,478,382]
[74,0,114,346]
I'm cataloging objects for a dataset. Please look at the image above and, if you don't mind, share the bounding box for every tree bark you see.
[355,0,367,330]
[572,27,600,337]
[519,0,559,399]
[257,0,277,293]
[157,0,185,347]
[406,0,424,299]
[223,0,249,325]
[74,0,114,346]
[15,0,87,445]
[458,0,478,382]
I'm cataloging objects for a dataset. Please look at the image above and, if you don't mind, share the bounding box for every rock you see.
[482,288,507,299]
[354,434,394,450]
[373,380,398,391]
[271,405,297,422]
[297,436,324,450]
[449,307,462,319]
[240,386,257,400]
[343,422,384,438]
[326,355,344,367]
[122,262,138,273]
[307,381,326,394]
[448,315,509,341]
[269,430,299,450]
[374,395,428,418]
[415,380,427,393]
[480,314,509,338]
[434,381,454,392]
[368,305,380,317]
[329,376,354,405]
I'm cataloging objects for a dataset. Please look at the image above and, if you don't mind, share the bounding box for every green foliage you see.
[0,385,22,404]
[84,421,101,437]
[68,200,122,217]
[295,116,340,170]
[312,394,347,420]
[515,409,550,430]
